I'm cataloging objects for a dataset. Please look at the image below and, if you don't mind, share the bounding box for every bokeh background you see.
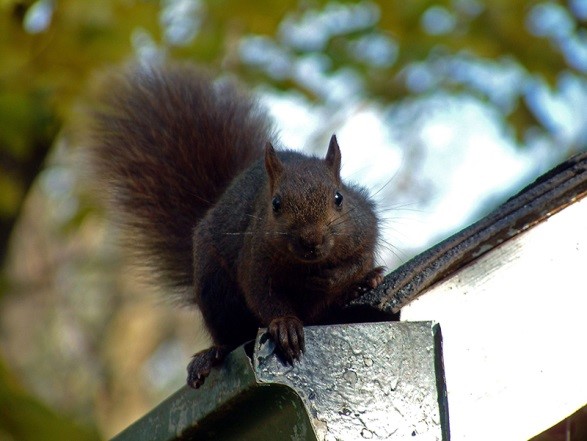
[1,0,586,439]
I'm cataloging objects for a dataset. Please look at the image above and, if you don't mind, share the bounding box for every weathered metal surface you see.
[402,196,587,440]
[111,321,449,440]
[255,321,448,441]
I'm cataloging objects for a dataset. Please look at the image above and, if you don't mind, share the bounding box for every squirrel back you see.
[88,62,274,290]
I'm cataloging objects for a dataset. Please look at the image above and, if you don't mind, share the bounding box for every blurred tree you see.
[2,0,587,263]
[0,358,99,440]
[0,0,160,264]
[1,0,586,438]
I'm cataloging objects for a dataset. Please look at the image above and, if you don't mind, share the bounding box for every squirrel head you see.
[264,135,354,264]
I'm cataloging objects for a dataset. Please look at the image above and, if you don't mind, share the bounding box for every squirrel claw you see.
[186,345,230,389]
[268,316,305,364]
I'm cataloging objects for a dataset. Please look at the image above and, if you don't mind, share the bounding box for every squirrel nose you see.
[298,231,324,252]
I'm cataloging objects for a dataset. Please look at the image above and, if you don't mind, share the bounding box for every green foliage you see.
[0,357,100,441]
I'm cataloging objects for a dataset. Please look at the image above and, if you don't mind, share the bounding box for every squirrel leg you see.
[186,345,232,389]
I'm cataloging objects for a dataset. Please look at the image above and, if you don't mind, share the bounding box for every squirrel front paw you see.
[186,345,230,389]
[268,316,305,364]
[353,266,386,296]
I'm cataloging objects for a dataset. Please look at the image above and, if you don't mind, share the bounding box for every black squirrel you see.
[87,61,384,388]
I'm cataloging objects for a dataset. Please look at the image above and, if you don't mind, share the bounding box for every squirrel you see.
[87,61,384,389]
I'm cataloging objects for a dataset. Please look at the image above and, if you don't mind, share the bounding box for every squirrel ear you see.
[325,134,342,181]
[264,142,283,188]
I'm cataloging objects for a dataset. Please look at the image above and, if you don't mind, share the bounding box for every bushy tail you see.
[87,61,273,291]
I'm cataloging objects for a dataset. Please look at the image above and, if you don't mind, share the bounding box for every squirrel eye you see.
[334,191,343,208]
[272,195,282,213]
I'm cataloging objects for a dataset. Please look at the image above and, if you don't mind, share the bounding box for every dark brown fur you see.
[88,62,383,388]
